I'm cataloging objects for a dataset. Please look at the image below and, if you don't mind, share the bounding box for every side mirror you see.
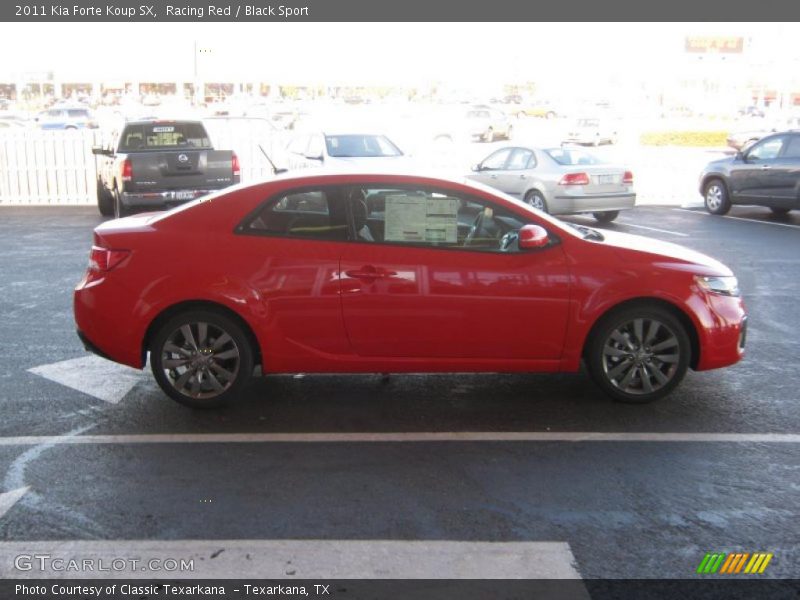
[91,146,109,156]
[305,154,323,161]
[734,150,744,161]
[518,224,549,250]
[471,163,482,172]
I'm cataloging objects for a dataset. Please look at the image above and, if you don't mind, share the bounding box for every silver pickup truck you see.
[92,120,240,218]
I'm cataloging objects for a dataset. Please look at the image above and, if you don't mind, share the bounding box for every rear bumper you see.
[120,189,218,209]
[551,192,636,214]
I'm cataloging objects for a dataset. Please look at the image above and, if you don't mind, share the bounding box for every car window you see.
[748,136,784,161]
[324,135,402,158]
[480,148,512,170]
[118,122,211,151]
[507,148,535,170]
[348,186,532,253]
[781,135,800,159]
[245,189,348,241]
[545,147,603,166]
[67,109,89,118]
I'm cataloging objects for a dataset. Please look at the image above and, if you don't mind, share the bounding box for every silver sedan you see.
[467,145,635,223]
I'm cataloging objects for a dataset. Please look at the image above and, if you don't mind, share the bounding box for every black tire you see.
[150,310,254,408]
[770,207,791,216]
[113,186,130,219]
[593,210,619,223]
[703,178,731,215]
[524,190,548,213]
[96,179,114,217]
[586,305,690,403]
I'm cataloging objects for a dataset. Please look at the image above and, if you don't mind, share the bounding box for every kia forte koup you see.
[74,173,747,408]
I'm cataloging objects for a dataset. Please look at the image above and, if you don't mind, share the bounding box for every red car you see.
[74,173,747,408]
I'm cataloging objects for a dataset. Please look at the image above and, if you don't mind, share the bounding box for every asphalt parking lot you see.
[0,204,798,586]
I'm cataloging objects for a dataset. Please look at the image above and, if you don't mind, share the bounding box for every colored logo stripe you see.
[697,552,773,574]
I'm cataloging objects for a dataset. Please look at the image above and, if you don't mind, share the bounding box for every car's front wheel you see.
[150,310,254,408]
[704,179,731,215]
[586,305,690,403]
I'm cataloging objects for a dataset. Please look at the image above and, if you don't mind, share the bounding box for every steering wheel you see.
[464,210,486,247]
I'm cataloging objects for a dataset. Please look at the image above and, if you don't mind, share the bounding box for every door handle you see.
[345,266,396,282]
[490,174,498,179]
[761,165,771,170]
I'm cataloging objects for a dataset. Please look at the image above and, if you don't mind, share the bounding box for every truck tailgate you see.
[127,150,236,193]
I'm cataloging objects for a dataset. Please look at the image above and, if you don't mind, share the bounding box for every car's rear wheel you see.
[704,179,731,215]
[150,310,254,408]
[113,186,129,219]
[524,190,548,213]
[593,210,619,223]
[96,179,113,217]
[586,306,690,403]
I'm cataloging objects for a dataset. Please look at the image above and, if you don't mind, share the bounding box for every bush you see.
[640,131,728,147]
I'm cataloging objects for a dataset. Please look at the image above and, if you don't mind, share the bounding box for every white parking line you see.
[0,540,582,580]
[614,221,689,237]
[673,208,800,229]
[0,487,29,520]
[0,431,798,446]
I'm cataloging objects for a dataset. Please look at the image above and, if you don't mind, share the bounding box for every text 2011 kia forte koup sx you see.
[74,173,747,408]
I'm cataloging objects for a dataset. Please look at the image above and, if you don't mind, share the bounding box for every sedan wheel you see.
[524,190,548,213]
[587,306,690,403]
[704,179,731,215]
[151,310,254,408]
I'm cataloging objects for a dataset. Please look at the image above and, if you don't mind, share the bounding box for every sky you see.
[1,22,799,87]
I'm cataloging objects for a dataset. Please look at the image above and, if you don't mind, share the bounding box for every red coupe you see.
[74,173,747,408]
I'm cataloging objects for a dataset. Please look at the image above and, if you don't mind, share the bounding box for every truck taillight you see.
[623,170,634,184]
[232,152,240,178]
[88,246,130,272]
[121,159,133,182]
[559,172,590,186]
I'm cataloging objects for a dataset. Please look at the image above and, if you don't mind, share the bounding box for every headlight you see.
[695,275,740,297]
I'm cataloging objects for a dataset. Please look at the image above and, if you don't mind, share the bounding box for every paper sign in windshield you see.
[385,194,459,243]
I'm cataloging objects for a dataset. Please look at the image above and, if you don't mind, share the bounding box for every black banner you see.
[2,579,800,600]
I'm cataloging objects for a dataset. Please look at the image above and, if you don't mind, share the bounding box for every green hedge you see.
[639,131,728,147]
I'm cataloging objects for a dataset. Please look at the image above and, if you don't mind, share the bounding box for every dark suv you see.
[699,130,800,216]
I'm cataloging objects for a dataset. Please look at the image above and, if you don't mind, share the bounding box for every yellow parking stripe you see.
[758,554,773,573]
[744,554,761,573]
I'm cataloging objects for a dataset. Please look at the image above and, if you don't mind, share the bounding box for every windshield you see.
[545,147,604,166]
[324,134,403,158]
[118,122,211,151]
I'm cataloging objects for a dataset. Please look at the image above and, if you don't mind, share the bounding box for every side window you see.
[480,148,512,170]
[245,189,348,241]
[349,186,533,253]
[781,135,800,159]
[748,137,784,161]
[507,149,535,170]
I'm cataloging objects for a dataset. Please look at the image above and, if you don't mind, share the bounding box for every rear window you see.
[118,122,211,151]
[545,147,603,166]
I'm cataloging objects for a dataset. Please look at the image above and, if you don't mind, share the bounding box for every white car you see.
[284,132,408,170]
[564,118,618,146]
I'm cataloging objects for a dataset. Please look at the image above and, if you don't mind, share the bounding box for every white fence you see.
[0,120,288,206]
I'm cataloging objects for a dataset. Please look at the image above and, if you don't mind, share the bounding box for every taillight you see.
[559,172,590,186]
[232,152,240,178]
[623,170,634,184]
[121,159,133,183]
[88,246,130,272]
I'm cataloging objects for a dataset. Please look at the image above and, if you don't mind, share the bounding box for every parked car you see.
[468,145,635,222]
[92,119,240,218]
[699,130,800,216]
[284,131,407,170]
[433,106,513,143]
[515,101,558,119]
[35,107,98,130]
[74,172,746,408]
[0,115,26,129]
[726,117,800,150]
[563,118,618,146]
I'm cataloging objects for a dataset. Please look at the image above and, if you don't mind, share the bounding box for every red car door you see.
[339,186,571,361]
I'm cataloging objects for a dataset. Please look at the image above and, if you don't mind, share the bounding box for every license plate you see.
[596,174,617,185]
[175,191,194,200]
